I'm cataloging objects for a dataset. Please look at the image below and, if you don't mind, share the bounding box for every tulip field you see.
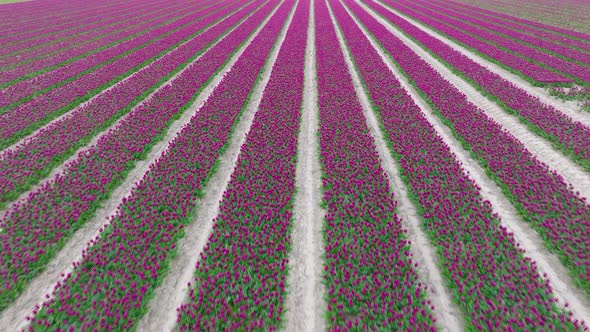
[0,0,589,331]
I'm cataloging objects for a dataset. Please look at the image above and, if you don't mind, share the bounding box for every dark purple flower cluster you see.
[177,1,305,329]
[0,0,248,206]
[336,0,584,329]
[25,1,289,329]
[316,0,435,330]
[354,0,590,305]
[0,0,235,148]
[0,0,267,314]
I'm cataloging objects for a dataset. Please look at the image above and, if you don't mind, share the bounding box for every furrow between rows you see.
[284,0,326,329]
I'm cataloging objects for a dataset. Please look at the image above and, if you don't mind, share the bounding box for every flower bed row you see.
[390,0,590,84]
[335,0,583,329]
[315,0,435,330]
[0,0,270,313]
[0,0,221,110]
[0,0,214,87]
[0,0,238,148]
[0,0,174,55]
[0,1,190,66]
[409,0,590,66]
[360,1,590,172]
[0,0,138,36]
[377,0,571,85]
[356,0,590,294]
[0,0,186,47]
[24,1,289,329]
[438,0,590,43]
[176,1,306,329]
[0,0,216,107]
[551,86,590,112]
[0,0,252,208]
[425,0,590,53]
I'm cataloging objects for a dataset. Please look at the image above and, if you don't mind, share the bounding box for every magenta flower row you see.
[0,0,238,146]
[0,0,177,57]
[390,0,590,83]
[422,0,590,53]
[0,1,216,87]
[24,2,286,329]
[0,0,218,105]
[316,0,435,330]
[376,0,569,84]
[365,0,590,169]
[0,2,195,71]
[435,0,590,44]
[409,0,590,66]
[177,1,305,329]
[337,0,583,329]
[0,0,158,36]
[0,0,249,205]
[356,0,590,296]
[0,0,268,314]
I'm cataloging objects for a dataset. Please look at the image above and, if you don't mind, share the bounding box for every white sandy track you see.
[0,1,255,217]
[284,0,326,330]
[371,0,590,127]
[330,1,463,330]
[353,0,590,324]
[356,0,590,203]
[0,0,246,155]
[0,3,269,330]
[136,1,296,330]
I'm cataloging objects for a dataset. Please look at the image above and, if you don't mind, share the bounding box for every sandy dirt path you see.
[284,0,326,330]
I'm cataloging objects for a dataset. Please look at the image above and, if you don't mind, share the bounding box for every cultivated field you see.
[0,0,589,330]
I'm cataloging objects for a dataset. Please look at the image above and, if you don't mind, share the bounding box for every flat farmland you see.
[0,0,589,331]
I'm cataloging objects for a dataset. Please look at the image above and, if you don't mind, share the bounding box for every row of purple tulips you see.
[389,0,590,84]
[363,1,590,171]
[0,0,269,314]
[355,0,590,297]
[0,0,138,34]
[0,0,246,207]
[337,0,583,329]
[380,0,569,84]
[425,0,590,52]
[177,0,304,328]
[317,0,435,329]
[0,0,235,149]
[437,0,590,43]
[0,0,175,55]
[0,0,216,105]
[0,0,211,86]
[409,0,590,66]
[26,0,283,329]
